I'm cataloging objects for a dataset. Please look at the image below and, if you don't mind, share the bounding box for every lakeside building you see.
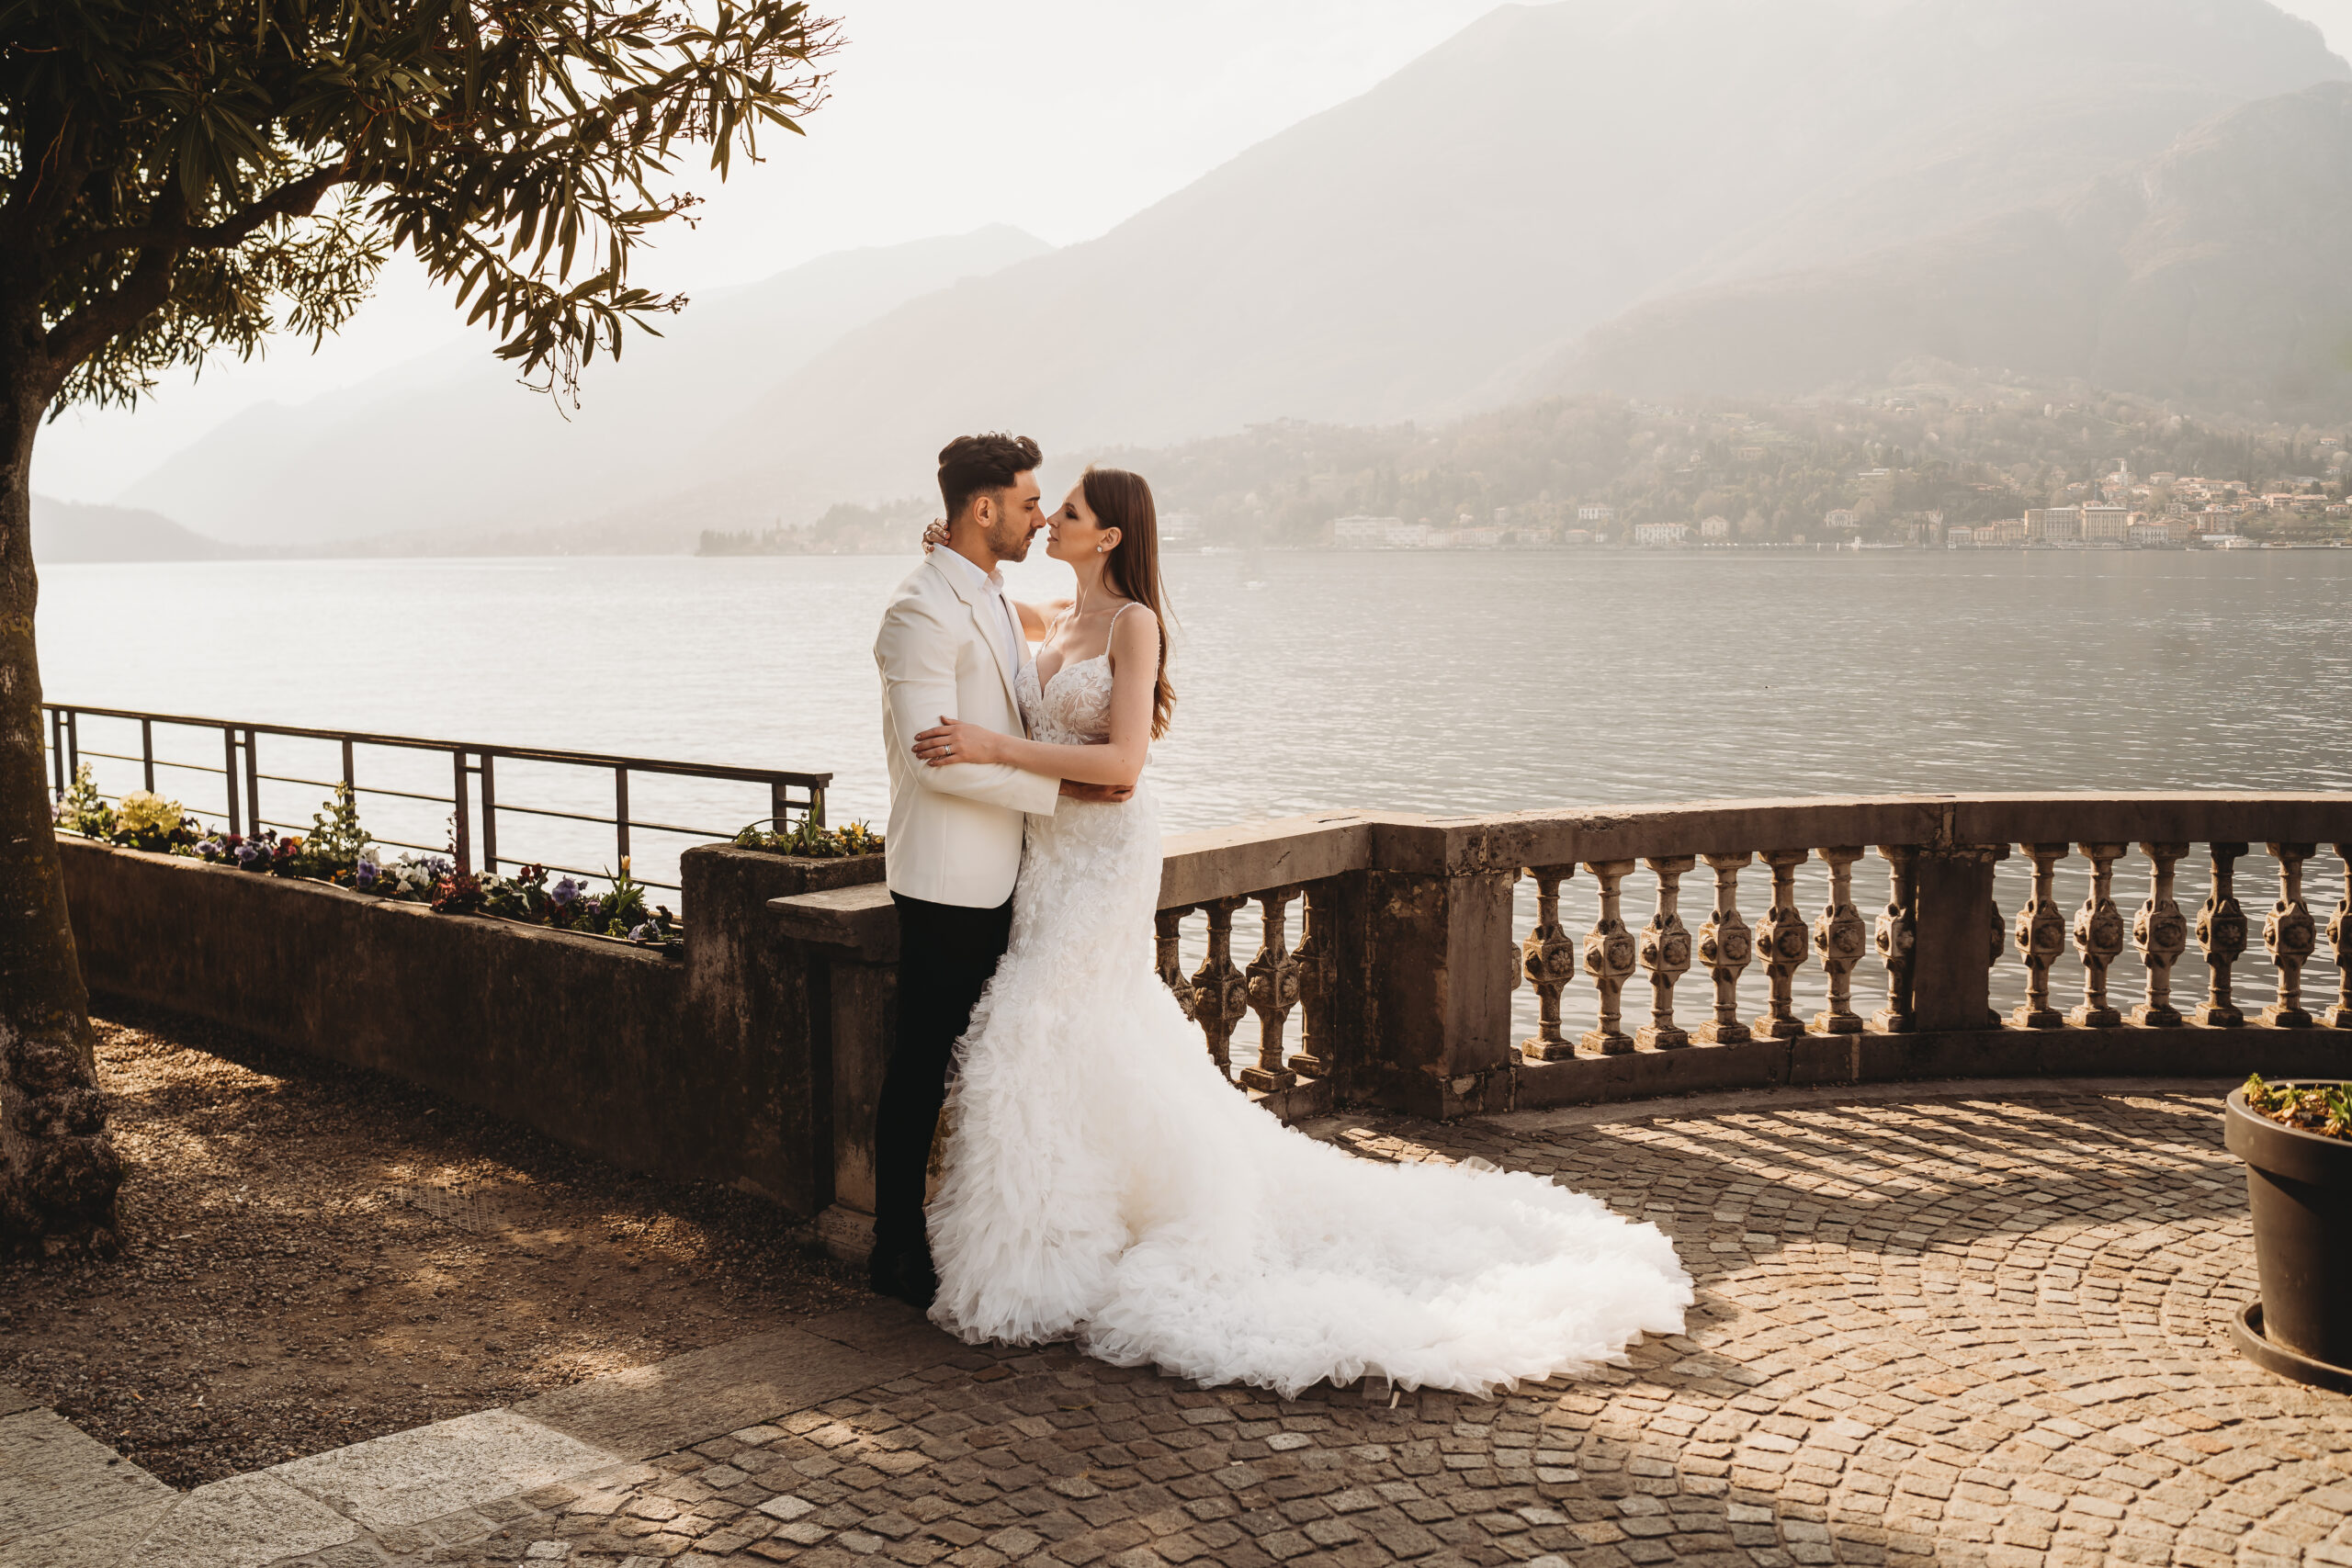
[1448,525,1506,548]
[1386,522,1433,548]
[2129,522,2174,547]
[1700,514,1730,538]
[2082,505,2132,541]
[1633,521,1690,547]
[1577,503,1616,525]
[1331,514,1402,547]
[1825,509,1860,530]
[1561,528,1595,546]
[2026,507,2082,542]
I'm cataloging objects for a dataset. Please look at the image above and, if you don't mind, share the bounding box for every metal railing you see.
[43,703,830,896]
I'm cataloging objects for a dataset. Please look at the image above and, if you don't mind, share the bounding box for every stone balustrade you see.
[770,794,2352,1255]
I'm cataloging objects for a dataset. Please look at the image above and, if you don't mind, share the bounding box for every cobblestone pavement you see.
[282,1089,2352,1568]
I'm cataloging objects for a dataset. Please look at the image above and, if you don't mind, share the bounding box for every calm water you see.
[44,549,2352,1032]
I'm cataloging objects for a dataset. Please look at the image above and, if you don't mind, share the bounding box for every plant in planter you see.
[731,818,884,858]
[2224,1075,2352,1393]
[51,765,200,852]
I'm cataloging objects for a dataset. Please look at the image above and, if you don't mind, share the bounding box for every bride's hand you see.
[912,716,1002,768]
[920,519,950,554]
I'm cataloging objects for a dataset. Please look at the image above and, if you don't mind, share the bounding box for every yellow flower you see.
[119,791,186,837]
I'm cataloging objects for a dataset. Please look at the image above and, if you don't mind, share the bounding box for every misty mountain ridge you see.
[114,0,2352,549]
[30,496,245,563]
[1546,80,2352,409]
[121,225,1051,547]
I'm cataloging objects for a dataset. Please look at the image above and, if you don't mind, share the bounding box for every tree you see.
[0,0,836,1253]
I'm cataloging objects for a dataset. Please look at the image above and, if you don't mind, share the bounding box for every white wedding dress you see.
[925,647,1694,1397]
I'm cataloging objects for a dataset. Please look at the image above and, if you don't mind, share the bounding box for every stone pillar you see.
[1287,884,1342,1078]
[1357,863,1518,1119]
[2012,843,2072,1030]
[1636,856,1696,1050]
[2260,843,2319,1030]
[2130,843,2189,1028]
[2329,844,2352,1031]
[1694,852,1754,1045]
[1871,845,1919,1033]
[1752,849,1811,1040]
[1581,860,1639,1055]
[1812,846,1868,1035]
[1188,896,1250,1071]
[1238,886,1305,1091]
[1520,865,1578,1062]
[1908,845,2007,1032]
[2067,842,2129,1029]
[2195,843,2250,1029]
[1155,907,1197,1021]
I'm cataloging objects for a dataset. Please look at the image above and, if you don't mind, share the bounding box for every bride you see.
[908,467,1692,1398]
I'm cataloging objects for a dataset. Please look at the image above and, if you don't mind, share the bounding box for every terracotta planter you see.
[2223,1084,2352,1393]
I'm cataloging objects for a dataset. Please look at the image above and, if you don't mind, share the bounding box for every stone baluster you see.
[1188,896,1251,1071]
[1239,887,1306,1091]
[1520,865,1579,1062]
[1155,907,1197,1021]
[1812,846,1868,1035]
[1871,845,1919,1033]
[1287,885,1341,1077]
[2329,844,2352,1031]
[2011,843,2071,1030]
[1751,850,1811,1040]
[2129,843,2190,1028]
[1580,860,1640,1055]
[1636,857,1696,1050]
[1985,871,2007,1029]
[2194,843,2250,1029]
[2260,843,2319,1029]
[2067,842,2129,1029]
[1694,852,1754,1044]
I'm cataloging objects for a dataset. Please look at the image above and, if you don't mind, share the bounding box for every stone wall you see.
[59,839,883,1214]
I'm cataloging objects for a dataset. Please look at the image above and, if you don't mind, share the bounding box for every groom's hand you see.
[1059,780,1135,805]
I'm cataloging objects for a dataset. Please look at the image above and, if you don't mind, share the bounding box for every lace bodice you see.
[1017,654,1115,745]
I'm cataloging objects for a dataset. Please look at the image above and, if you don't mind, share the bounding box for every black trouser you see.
[871,890,1015,1263]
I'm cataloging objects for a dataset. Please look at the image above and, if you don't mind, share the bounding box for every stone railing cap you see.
[769,883,897,962]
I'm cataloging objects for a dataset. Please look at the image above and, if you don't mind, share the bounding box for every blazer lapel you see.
[926,556,1023,718]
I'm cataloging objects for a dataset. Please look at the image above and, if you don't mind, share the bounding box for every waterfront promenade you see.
[6,1079,2346,1568]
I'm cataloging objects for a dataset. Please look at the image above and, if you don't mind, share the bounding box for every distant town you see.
[699,391,2352,558]
[1318,457,2344,550]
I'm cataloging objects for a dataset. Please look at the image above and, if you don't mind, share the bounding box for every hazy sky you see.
[36,0,1500,502]
[35,0,2352,504]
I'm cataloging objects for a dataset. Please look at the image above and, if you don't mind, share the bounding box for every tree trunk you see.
[0,381,121,1257]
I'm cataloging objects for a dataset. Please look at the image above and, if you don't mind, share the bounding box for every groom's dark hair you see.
[938,433,1043,522]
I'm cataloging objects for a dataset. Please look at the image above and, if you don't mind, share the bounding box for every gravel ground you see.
[0,1006,865,1489]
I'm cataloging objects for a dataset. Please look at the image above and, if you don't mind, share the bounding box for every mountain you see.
[579,0,2347,537]
[123,0,2352,549]
[120,226,1051,547]
[1544,81,2352,410]
[29,496,240,563]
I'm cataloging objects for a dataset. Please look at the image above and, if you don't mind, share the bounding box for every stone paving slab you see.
[267,1409,626,1531]
[0,1384,41,1420]
[253,1085,2351,1568]
[0,1406,171,1548]
[0,1472,363,1568]
[516,1309,956,1462]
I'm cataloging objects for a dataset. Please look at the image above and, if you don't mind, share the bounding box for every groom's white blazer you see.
[875,555,1060,908]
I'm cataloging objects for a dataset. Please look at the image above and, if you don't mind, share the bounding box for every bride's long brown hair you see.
[1081,466,1177,739]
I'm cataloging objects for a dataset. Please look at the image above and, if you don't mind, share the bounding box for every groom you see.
[867,433,1130,1308]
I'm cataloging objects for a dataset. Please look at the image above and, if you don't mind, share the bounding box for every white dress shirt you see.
[928,544,1024,679]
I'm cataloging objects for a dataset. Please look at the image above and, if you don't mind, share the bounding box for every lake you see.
[43,548,2352,1028]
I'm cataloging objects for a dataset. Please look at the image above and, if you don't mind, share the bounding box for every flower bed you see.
[52,767,884,956]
